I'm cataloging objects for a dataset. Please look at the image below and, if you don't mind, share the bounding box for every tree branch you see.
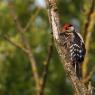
[39,36,53,95]
[83,0,95,41]
[82,0,95,79]
[82,12,95,79]
[46,0,90,95]
[7,1,40,94]
[23,8,40,33]
[2,35,28,53]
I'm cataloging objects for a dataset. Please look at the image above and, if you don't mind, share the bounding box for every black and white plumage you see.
[69,32,85,63]
[59,24,86,79]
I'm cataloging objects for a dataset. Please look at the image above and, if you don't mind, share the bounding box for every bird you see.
[59,23,86,79]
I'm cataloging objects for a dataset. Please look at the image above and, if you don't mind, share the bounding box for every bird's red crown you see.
[61,23,73,32]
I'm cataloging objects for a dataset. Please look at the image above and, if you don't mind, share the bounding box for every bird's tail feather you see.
[74,63,82,79]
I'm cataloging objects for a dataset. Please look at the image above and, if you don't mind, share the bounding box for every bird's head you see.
[61,23,74,33]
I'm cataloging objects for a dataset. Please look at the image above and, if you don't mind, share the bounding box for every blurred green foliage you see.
[0,0,94,95]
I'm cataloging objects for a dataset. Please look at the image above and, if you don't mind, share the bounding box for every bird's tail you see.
[74,63,82,79]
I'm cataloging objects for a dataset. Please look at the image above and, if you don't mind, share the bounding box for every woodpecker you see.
[59,23,86,79]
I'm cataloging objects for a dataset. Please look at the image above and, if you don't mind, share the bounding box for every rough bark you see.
[46,0,91,95]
